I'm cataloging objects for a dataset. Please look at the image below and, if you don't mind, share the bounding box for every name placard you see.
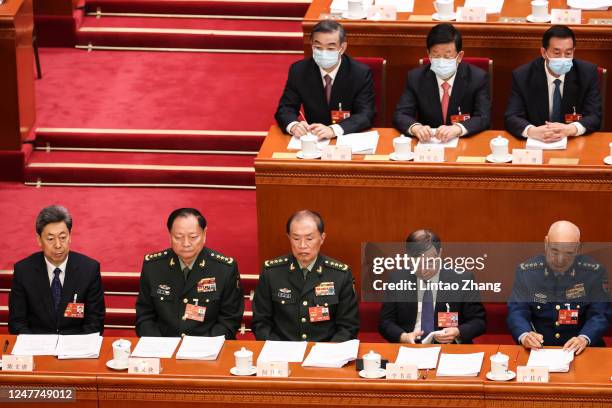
[322,145,352,161]
[1,355,34,371]
[128,357,161,374]
[512,149,543,164]
[457,6,487,22]
[256,361,290,377]
[551,9,581,25]
[385,363,418,380]
[517,365,549,383]
[414,144,444,162]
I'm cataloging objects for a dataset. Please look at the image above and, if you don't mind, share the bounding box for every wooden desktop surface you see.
[255,127,612,287]
[302,0,612,130]
[1,335,612,407]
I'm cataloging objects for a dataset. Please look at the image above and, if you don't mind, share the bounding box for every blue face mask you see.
[313,48,340,70]
[546,55,573,76]
[430,57,458,79]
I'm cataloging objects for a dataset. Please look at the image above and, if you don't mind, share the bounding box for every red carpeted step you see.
[24,150,255,186]
[77,16,303,51]
[35,129,266,152]
[84,0,310,18]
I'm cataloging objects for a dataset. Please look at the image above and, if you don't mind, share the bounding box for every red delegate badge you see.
[64,303,85,318]
[184,303,206,322]
[437,312,459,327]
[558,309,579,325]
[308,306,330,322]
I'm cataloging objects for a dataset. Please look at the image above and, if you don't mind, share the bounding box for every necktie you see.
[421,285,434,338]
[302,268,309,281]
[183,266,190,281]
[51,268,62,312]
[551,78,562,123]
[441,81,450,124]
[324,74,332,105]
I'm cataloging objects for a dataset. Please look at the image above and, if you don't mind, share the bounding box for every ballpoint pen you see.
[3,339,9,353]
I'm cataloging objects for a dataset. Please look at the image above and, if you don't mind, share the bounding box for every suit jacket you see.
[275,54,376,134]
[393,62,491,136]
[9,251,105,335]
[504,58,602,138]
[378,269,486,343]
[252,253,360,342]
[135,247,244,338]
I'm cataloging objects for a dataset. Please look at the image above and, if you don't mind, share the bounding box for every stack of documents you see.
[257,340,308,363]
[302,339,359,368]
[287,136,330,150]
[175,335,225,360]
[436,352,484,376]
[417,135,459,148]
[464,0,504,13]
[568,0,611,10]
[527,349,574,373]
[395,346,441,369]
[12,333,102,359]
[526,137,567,150]
[132,337,181,358]
[337,131,379,154]
[375,0,414,12]
[56,333,103,359]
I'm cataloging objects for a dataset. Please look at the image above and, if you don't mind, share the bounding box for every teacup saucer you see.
[389,152,414,161]
[603,156,612,165]
[526,14,551,23]
[486,370,516,381]
[106,359,129,370]
[432,12,456,21]
[343,10,368,19]
[486,153,513,163]
[297,150,322,159]
[359,368,386,379]
[230,366,257,376]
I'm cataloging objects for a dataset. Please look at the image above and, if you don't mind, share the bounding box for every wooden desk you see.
[0,0,35,150]
[255,126,612,286]
[303,0,612,130]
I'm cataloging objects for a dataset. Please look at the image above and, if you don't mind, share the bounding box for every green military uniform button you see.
[302,334,307,339]
[302,301,308,306]
[301,317,306,323]
[555,321,560,326]
[555,333,560,339]
[555,305,561,310]
[160,296,164,301]
[183,298,188,304]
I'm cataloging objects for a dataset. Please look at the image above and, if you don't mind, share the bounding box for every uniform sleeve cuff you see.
[578,334,591,345]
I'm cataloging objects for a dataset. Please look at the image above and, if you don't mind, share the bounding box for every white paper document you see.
[464,0,504,13]
[302,339,359,368]
[337,130,379,154]
[287,136,331,151]
[331,0,372,12]
[395,346,441,369]
[526,136,567,150]
[376,0,414,12]
[57,333,103,359]
[568,0,611,10]
[417,136,459,149]
[527,349,574,373]
[175,335,225,360]
[257,341,308,364]
[132,337,181,358]
[11,334,60,356]
[436,352,484,376]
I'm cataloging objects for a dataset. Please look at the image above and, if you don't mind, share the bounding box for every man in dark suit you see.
[379,229,486,344]
[9,205,105,334]
[393,24,491,142]
[275,20,375,140]
[505,25,602,141]
[135,208,244,338]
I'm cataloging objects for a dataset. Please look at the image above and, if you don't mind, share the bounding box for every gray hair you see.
[311,20,346,44]
[36,205,73,235]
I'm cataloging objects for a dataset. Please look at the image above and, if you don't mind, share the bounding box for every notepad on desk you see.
[337,131,379,154]
[175,335,225,360]
[436,352,484,377]
[526,137,567,150]
[132,337,181,358]
[395,346,441,369]
[56,333,103,359]
[302,339,359,368]
[527,349,574,373]
[258,341,308,364]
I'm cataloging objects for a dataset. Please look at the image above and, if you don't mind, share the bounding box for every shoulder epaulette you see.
[324,258,349,272]
[519,261,544,271]
[144,249,170,262]
[577,261,600,271]
[208,249,234,265]
[264,256,290,268]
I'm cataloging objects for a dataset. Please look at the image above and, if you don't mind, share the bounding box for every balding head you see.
[546,220,581,244]
[545,221,580,274]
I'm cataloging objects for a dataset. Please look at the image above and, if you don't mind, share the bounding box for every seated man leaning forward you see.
[252,210,360,342]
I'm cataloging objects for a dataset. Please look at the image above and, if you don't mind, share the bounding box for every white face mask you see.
[313,48,340,70]
[545,52,573,76]
[430,56,458,79]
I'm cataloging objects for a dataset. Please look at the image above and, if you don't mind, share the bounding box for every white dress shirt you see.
[287,59,344,137]
[409,72,468,137]
[521,66,586,137]
[45,255,68,286]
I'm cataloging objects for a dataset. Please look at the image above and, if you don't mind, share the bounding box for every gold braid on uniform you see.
[324,258,349,271]
[208,249,234,265]
[264,256,290,268]
[144,249,170,262]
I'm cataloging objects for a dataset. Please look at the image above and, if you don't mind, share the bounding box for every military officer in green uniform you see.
[136,208,244,338]
[252,210,360,342]
[507,221,610,355]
